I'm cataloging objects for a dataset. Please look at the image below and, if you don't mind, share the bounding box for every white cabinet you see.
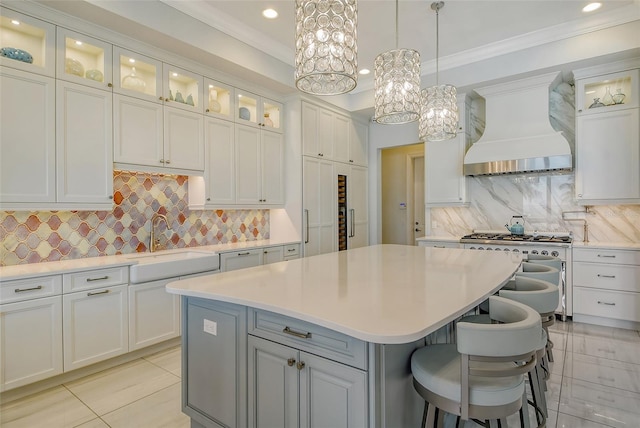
[283,244,301,261]
[235,89,282,133]
[426,93,470,207]
[204,78,234,120]
[573,64,640,205]
[336,163,369,250]
[303,157,335,257]
[417,238,461,248]
[302,101,355,163]
[56,27,113,91]
[201,116,235,206]
[56,80,113,206]
[129,279,180,351]
[0,67,56,205]
[235,124,284,206]
[0,296,63,391]
[163,107,204,171]
[262,246,284,265]
[62,268,129,371]
[350,120,369,166]
[220,249,263,272]
[573,247,640,329]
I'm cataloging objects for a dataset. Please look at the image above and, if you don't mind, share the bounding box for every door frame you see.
[406,153,425,245]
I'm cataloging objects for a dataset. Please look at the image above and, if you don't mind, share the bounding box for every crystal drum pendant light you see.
[373,0,421,124]
[295,0,358,95]
[419,1,458,141]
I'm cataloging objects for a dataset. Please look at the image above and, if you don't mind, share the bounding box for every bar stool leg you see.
[520,389,532,428]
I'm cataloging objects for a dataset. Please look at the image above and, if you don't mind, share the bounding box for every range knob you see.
[502,248,509,252]
[541,250,549,255]
[478,247,485,250]
[469,246,476,250]
[512,249,520,253]
[531,250,539,255]
[486,247,493,251]
[551,251,559,257]
[495,248,502,251]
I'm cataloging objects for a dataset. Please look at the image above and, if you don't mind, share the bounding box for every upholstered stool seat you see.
[411,296,541,427]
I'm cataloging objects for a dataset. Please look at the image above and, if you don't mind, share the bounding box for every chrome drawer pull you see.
[597,274,616,279]
[86,276,109,282]
[283,326,312,339]
[597,301,615,306]
[87,289,110,296]
[237,252,251,256]
[597,255,616,258]
[15,285,43,293]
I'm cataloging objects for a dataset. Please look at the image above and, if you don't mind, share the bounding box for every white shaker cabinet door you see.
[163,107,204,172]
[63,284,128,371]
[56,80,113,205]
[235,124,262,205]
[0,296,63,392]
[113,94,164,168]
[347,165,369,249]
[0,67,56,203]
[261,130,284,205]
[303,158,335,257]
[129,279,180,351]
[204,117,235,205]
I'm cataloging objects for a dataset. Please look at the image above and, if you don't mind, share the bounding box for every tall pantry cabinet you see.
[302,101,369,257]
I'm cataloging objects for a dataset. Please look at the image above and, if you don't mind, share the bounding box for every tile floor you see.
[1,320,639,428]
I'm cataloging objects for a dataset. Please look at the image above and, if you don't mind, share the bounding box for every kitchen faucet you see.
[150,213,170,252]
[561,206,595,243]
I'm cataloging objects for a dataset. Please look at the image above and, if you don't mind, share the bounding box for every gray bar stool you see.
[500,276,560,425]
[517,263,560,363]
[411,296,541,428]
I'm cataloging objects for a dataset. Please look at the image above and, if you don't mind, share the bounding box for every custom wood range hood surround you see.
[464,71,573,176]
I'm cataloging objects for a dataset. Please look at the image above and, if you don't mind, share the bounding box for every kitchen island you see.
[167,244,522,428]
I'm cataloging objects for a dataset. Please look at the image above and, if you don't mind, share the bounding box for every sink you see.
[126,251,220,283]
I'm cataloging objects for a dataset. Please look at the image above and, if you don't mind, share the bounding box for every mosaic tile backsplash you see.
[0,171,269,266]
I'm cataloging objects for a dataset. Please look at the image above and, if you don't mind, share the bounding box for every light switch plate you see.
[203,319,217,336]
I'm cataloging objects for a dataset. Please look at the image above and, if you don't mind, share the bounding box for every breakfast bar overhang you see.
[167,245,523,428]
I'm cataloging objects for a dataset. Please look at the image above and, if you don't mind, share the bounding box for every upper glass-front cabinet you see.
[204,78,234,120]
[113,46,162,103]
[0,7,55,76]
[56,28,112,90]
[576,69,639,114]
[235,89,282,132]
[164,63,203,113]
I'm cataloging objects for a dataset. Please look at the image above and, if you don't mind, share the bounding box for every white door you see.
[235,124,261,204]
[164,107,204,171]
[56,80,113,205]
[205,117,235,205]
[129,280,180,351]
[0,67,56,203]
[113,94,163,168]
[413,156,425,244]
[261,130,284,205]
[303,158,335,257]
[347,165,369,249]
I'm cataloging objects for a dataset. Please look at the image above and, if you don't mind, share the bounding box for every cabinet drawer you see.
[283,243,300,259]
[1,275,62,304]
[573,262,640,292]
[249,309,367,370]
[63,266,129,293]
[573,287,640,322]
[573,248,640,265]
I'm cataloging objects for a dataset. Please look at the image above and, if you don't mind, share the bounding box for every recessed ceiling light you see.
[11,19,20,25]
[263,8,278,19]
[582,2,602,12]
[359,69,370,75]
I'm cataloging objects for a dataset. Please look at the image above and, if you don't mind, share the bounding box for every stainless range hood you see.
[463,72,572,176]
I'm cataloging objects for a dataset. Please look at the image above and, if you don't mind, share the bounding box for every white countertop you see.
[167,244,523,344]
[0,239,300,281]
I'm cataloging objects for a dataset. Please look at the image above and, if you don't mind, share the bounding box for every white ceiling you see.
[159,0,638,91]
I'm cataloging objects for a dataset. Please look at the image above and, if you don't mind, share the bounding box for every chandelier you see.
[419,1,458,141]
[373,0,421,124]
[295,0,358,95]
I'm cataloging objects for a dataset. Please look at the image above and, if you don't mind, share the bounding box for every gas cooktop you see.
[460,232,572,245]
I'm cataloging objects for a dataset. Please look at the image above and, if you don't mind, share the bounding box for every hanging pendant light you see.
[419,1,458,141]
[373,0,421,124]
[295,0,358,95]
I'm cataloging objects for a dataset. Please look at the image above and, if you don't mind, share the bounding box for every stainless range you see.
[460,231,573,320]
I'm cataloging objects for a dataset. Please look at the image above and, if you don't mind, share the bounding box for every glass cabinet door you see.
[113,46,162,103]
[163,63,203,113]
[204,78,234,120]
[236,89,259,126]
[262,98,282,133]
[0,7,55,76]
[56,27,112,90]
[577,69,638,114]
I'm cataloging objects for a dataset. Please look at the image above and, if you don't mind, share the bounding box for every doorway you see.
[380,143,425,245]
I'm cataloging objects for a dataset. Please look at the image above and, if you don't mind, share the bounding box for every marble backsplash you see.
[429,82,640,243]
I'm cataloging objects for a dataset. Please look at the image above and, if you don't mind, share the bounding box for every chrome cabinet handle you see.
[15,285,43,293]
[597,301,615,306]
[597,254,616,258]
[304,209,309,244]
[287,358,296,367]
[237,252,251,256]
[349,209,355,238]
[283,326,312,339]
[597,274,616,278]
[87,289,110,297]
[86,276,108,282]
